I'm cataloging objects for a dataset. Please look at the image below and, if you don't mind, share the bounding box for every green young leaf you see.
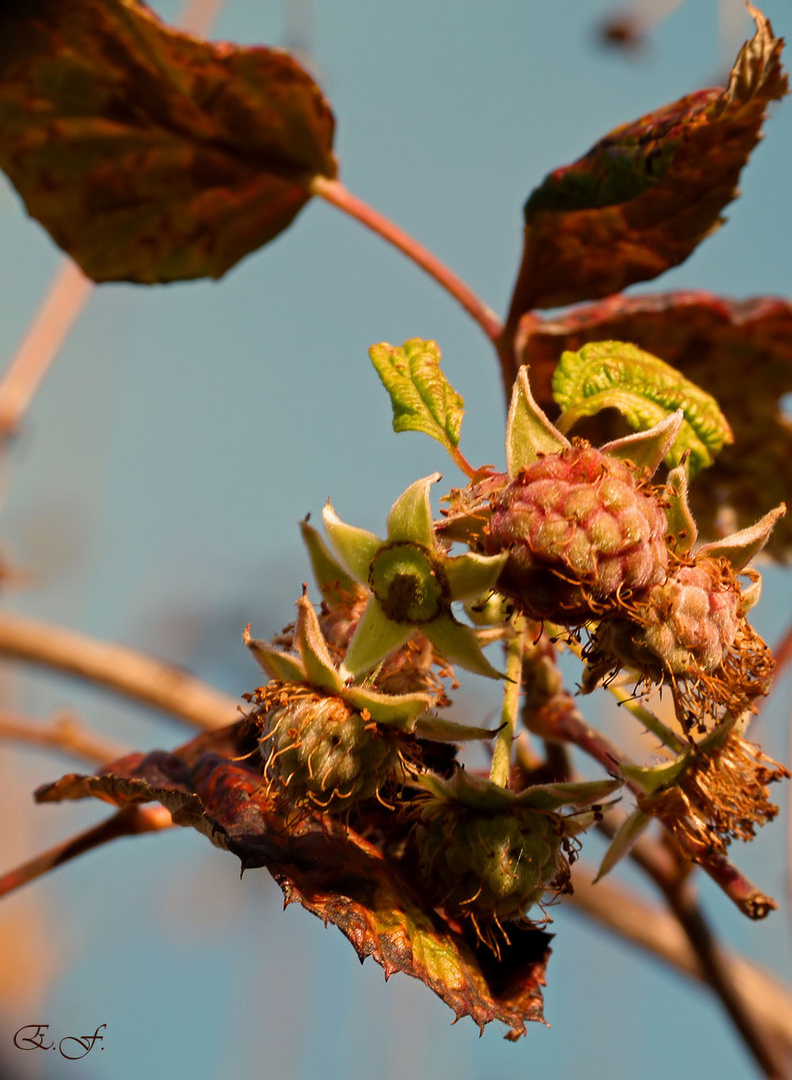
[369,339,464,456]
[0,0,336,282]
[506,6,787,316]
[552,341,733,474]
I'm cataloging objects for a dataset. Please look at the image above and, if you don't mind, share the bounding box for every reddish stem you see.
[0,806,173,899]
[309,177,504,345]
[0,262,92,449]
[700,850,779,921]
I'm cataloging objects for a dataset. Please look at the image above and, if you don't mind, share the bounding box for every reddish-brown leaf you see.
[36,722,551,1038]
[0,0,336,283]
[517,290,792,559]
[507,6,787,318]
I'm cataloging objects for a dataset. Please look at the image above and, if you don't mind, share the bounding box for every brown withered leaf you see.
[507,6,787,318]
[0,0,336,282]
[36,721,552,1038]
[517,290,792,559]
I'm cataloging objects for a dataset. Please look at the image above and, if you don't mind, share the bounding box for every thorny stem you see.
[700,849,779,921]
[0,709,129,766]
[0,807,174,899]
[489,619,525,786]
[0,611,240,730]
[523,627,788,1071]
[309,177,504,346]
[529,691,635,786]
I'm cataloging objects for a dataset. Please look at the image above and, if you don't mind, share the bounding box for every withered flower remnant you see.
[583,501,784,728]
[245,589,496,811]
[619,718,792,879]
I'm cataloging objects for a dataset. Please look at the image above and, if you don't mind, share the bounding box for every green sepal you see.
[322,502,381,582]
[444,550,508,600]
[413,716,499,742]
[341,684,434,728]
[294,594,344,693]
[464,592,514,627]
[506,367,570,475]
[421,770,620,817]
[663,465,698,554]
[339,600,411,681]
[552,341,733,475]
[515,776,622,812]
[299,519,362,604]
[419,770,516,812]
[697,504,786,571]
[244,626,307,683]
[386,473,439,545]
[621,756,691,794]
[369,338,465,456]
[595,809,652,881]
[423,615,504,680]
[601,409,683,475]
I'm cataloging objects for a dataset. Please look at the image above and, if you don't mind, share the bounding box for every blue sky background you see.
[0,1,790,1078]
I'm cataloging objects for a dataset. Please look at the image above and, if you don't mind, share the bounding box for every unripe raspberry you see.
[414,800,570,924]
[627,557,741,675]
[582,555,775,726]
[253,683,407,809]
[483,445,668,621]
[592,556,743,684]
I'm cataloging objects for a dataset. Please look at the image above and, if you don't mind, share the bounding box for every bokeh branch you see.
[0,611,240,730]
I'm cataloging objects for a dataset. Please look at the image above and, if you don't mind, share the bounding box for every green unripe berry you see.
[254,683,405,809]
[414,799,569,923]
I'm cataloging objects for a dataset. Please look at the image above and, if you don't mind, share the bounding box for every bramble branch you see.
[0,612,240,730]
[567,869,792,1066]
[0,709,130,766]
[310,177,504,346]
[0,807,175,899]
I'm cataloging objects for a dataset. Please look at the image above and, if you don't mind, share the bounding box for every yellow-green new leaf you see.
[370,339,464,456]
[552,341,733,475]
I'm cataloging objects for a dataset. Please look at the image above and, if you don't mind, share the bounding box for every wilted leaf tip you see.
[726,5,789,107]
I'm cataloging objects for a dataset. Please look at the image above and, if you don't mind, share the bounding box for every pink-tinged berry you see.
[483,445,668,621]
[252,682,413,810]
[583,556,774,728]
[612,557,741,676]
